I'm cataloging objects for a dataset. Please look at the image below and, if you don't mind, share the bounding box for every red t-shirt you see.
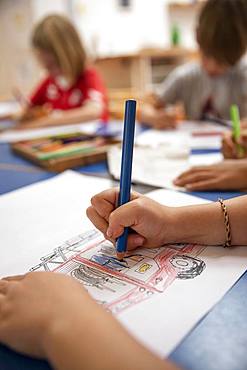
[30,68,109,122]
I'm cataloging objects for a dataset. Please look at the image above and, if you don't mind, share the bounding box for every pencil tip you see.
[116,252,125,260]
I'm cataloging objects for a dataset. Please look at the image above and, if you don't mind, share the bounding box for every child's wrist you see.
[42,314,70,361]
[161,206,184,244]
[43,292,98,363]
[162,206,203,245]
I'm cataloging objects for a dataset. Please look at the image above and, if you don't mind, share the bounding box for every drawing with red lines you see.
[30,230,206,314]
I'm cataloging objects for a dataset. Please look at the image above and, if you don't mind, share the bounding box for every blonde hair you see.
[31,14,87,84]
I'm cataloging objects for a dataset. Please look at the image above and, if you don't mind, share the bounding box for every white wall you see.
[31,0,71,22]
[0,0,197,98]
[72,0,197,57]
[72,0,168,56]
[29,0,197,57]
[0,0,35,97]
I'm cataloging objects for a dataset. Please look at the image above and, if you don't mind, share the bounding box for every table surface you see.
[0,142,246,370]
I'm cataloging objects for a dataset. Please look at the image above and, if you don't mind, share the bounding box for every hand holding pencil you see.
[87,188,173,253]
[12,87,52,124]
[222,107,247,159]
[17,104,52,124]
[87,100,171,258]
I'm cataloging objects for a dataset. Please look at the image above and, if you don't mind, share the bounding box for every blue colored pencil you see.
[116,99,136,259]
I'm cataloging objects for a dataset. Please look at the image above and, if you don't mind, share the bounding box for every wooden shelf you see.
[94,47,198,94]
[168,0,206,10]
[96,48,197,62]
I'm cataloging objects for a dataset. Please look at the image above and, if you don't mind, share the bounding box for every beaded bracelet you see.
[218,198,232,248]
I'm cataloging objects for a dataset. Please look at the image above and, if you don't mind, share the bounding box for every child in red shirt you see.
[19,14,108,127]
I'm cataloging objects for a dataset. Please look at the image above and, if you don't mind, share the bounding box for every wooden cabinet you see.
[95,48,198,94]
[94,48,198,119]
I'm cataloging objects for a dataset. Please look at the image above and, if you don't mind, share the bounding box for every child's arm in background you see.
[137,66,186,130]
[173,119,247,192]
[0,272,178,370]
[17,100,103,129]
[174,160,247,191]
[87,188,247,249]
[15,70,106,128]
[138,97,185,130]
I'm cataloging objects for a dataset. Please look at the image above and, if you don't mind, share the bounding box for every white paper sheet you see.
[136,121,228,150]
[119,246,247,357]
[1,171,247,358]
[190,135,222,150]
[147,188,209,206]
[0,101,20,117]
[0,121,99,143]
[136,129,190,150]
[178,121,229,134]
[107,145,223,190]
[114,122,226,190]
[0,171,112,277]
[190,152,223,166]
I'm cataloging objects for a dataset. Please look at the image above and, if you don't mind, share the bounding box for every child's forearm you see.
[51,102,103,125]
[19,102,103,128]
[45,300,178,370]
[168,196,247,246]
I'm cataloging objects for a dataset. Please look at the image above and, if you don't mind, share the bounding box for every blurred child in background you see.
[138,0,247,129]
[17,14,108,128]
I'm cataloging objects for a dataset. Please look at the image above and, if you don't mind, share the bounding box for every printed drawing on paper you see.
[30,230,206,314]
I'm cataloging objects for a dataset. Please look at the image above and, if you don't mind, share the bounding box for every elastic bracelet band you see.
[218,198,232,248]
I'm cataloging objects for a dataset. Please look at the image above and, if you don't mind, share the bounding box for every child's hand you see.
[138,104,183,130]
[153,107,178,129]
[87,188,176,251]
[222,124,247,159]
[222,130,237,158]
[174,160,247,191]
[17,104,51,123]
[0,272,179,370]
[0,272,93,358]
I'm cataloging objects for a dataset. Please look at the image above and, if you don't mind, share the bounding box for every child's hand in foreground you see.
[0,272,91,358]
[87,188,176,251]
[0,272,178,370]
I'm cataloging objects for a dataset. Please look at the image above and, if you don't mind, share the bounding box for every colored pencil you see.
[116,99,136,259]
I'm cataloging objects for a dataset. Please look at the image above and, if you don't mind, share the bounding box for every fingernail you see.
[134,236,145,246]
[106,227,113,238]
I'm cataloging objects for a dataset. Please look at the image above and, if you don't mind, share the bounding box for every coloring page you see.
[30,229,206,314]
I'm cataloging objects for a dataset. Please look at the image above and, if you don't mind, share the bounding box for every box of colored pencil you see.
[11,132,119,172]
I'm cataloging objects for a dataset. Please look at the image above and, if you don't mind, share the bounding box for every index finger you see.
[2,275,25,282]
[90,188,140,221]
[91,188,119,221]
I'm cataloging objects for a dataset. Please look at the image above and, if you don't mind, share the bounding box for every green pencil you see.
[230,104,244,157]
[37,145,97,160]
